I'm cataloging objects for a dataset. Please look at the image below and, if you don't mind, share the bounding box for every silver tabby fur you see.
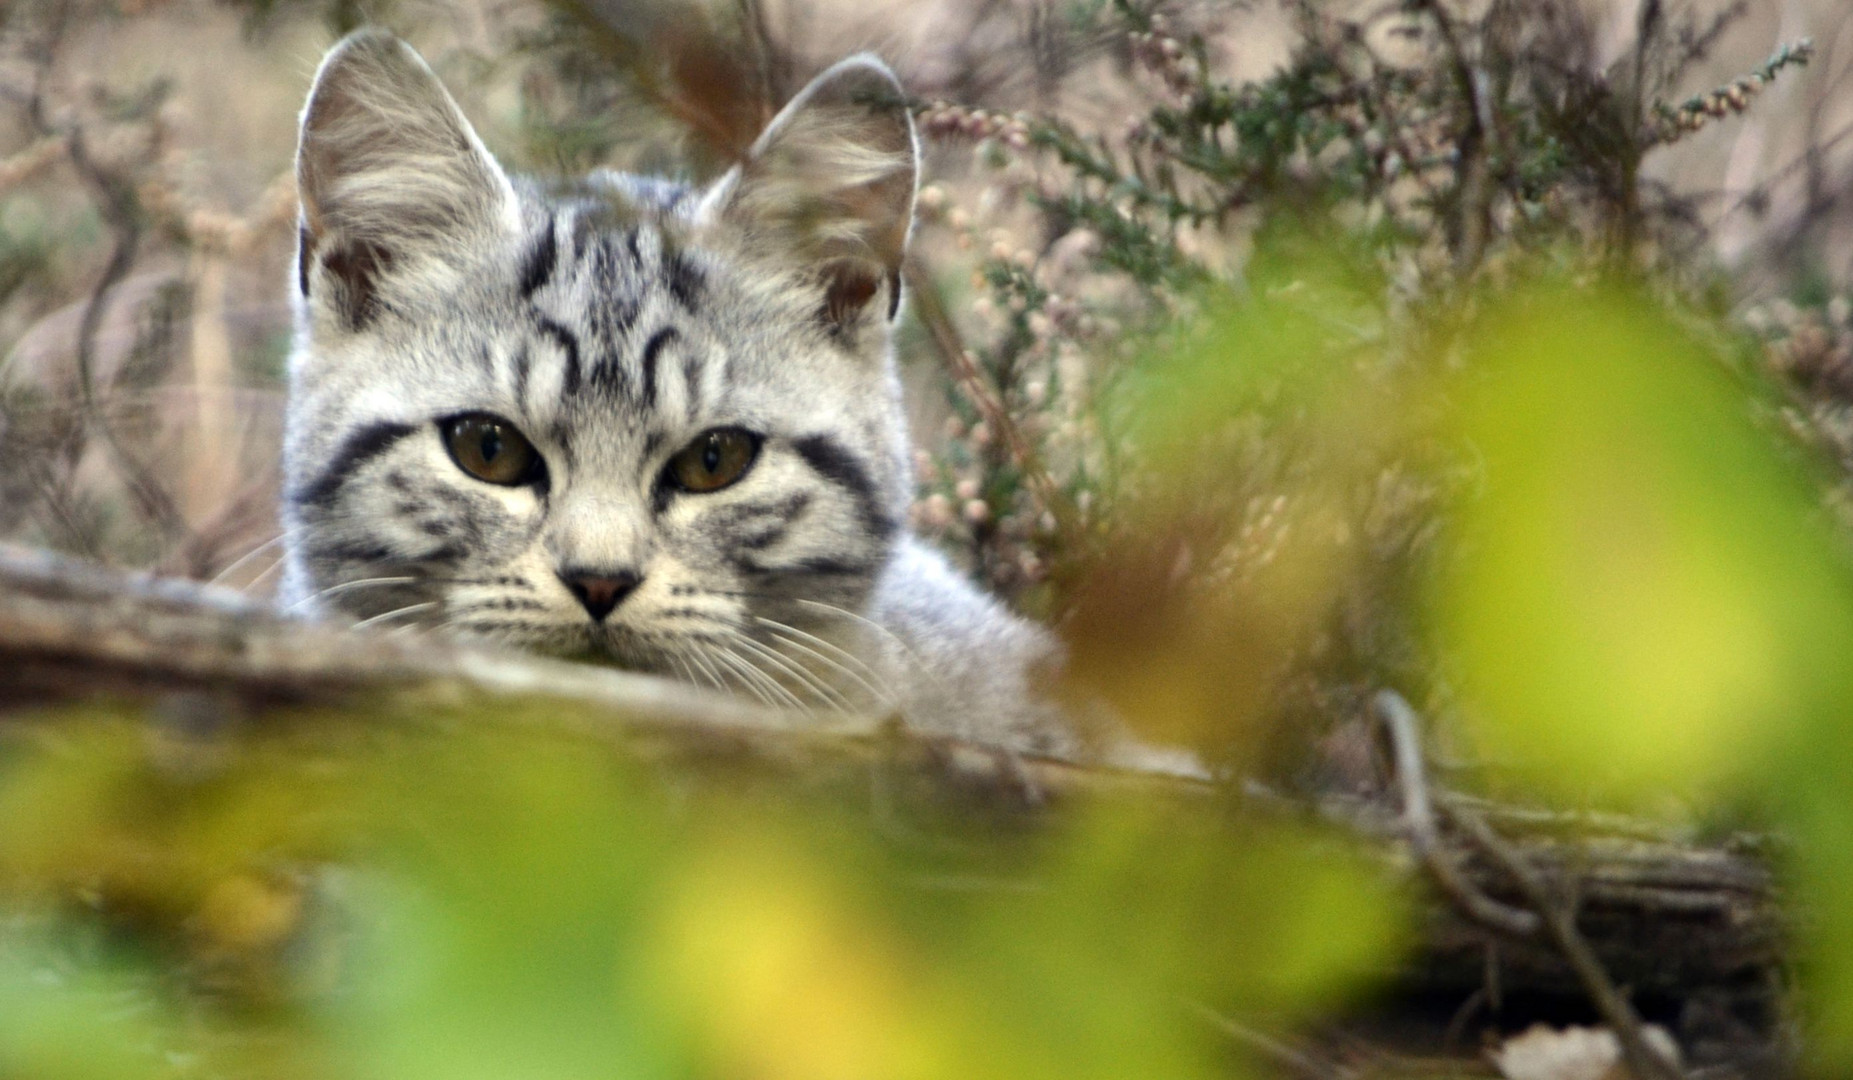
[280,30,1082,754]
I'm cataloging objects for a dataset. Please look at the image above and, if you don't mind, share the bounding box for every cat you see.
[278,30,1091,757]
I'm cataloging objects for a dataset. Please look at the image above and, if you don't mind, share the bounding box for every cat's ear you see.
[700,55,918,331]
[295,30,518,331]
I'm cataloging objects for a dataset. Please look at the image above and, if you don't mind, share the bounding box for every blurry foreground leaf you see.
[0,926,174,1080]
[0,709,1406,1079]
[1434,286,1853,803]
[1062,268,1412,755]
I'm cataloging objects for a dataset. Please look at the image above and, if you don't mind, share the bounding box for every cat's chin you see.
[521,623,681,678]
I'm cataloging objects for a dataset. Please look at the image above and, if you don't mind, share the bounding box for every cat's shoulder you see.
[868,539,1075,753]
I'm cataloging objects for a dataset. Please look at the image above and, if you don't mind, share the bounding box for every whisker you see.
[284,575,420,615]
[669,653,722,697]
[730,631,855,714]
[793,598,920,665]
[684,647,733,696]
[208,531,291,587]
[243,554,288,595]
[704,648,775,709]
[756,618,893,708]
[352,601,439,631]
[714,643,806,713]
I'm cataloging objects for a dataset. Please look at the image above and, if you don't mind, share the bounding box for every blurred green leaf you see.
[1434,285,1853,802]
[0,709,1408,1080]
[0,925,176,1080]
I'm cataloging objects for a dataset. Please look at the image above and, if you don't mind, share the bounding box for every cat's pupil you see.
[480,428,503,462]
[701,438,721,473]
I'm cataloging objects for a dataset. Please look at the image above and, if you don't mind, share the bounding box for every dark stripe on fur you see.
[291,421,419,509]
[303,538,402,566]
[518,222,557,299]
[791,435,896,541]
[297,223,313,297]
[681,351,704,420]
[589,351,628,396]
[712,493,811,551]
[536,316,583,397]
[730,552,876,578]
[513,344,532,412]
[640,327,678,409]
[665,248,703,310]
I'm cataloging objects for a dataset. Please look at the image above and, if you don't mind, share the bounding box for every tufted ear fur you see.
[295,30,518,331]
[700,55,918,333]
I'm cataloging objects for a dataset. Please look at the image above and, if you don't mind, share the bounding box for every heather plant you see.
[891,0,1822,763]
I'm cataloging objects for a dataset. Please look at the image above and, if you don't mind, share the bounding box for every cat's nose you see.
[558,568,642,622]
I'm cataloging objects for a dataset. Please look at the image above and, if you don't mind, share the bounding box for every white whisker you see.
[755,617,893,707]
[705,648,776,709]
[793,597,918,663]
[685,648,733,696]
[243,556,288,595]
[715,642,807,713]
[208,531,291,587]
[731,630,855,713]
[352,601,439,630]
[284,575,419,615]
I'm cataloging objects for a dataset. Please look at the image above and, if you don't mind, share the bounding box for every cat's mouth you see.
[547,621,683,676]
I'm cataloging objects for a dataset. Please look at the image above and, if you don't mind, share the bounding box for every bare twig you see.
[14,1,192,551]
[1449,806,1687,1080]
[58,122,191,547]
[1187,999,1345,1080]
[1408,0,1494,275]
[1373,689,1540,937]
[903,261,1079,538]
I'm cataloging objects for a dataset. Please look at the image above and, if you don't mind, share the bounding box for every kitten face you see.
[281,31,917,704]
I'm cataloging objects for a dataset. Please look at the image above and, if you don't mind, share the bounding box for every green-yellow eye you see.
[441,413,542,486]
[667,427,760,493]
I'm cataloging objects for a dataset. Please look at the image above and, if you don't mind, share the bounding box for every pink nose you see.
[558,569,641,622]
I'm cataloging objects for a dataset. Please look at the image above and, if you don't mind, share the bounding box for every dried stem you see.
[904,261,1079,538]
[1450,806,1688,1080]
[1373,690,1540,937]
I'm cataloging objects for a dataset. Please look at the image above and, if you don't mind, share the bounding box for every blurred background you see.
[2,0,1851,589]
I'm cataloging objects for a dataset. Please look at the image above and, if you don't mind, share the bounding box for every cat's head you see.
[281,30,918,698]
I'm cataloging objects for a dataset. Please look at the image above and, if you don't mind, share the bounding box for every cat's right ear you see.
[295,30,517,332]
[697,56,918,337]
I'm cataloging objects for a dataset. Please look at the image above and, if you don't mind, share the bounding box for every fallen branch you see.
[1450,805,1687,1080]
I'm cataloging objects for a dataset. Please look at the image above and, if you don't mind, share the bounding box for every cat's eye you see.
[441,413,543,486]
[666,427,760,494]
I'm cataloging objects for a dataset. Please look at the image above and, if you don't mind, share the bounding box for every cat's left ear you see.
[700,55,918,330]
[295,30,519,332]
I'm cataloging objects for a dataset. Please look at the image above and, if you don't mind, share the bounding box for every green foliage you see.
[0,710,1406,1079]
[1434,285,1853,803]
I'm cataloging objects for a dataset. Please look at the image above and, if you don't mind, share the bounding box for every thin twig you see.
[1449,806,1687,1080]
[59,123,190,546]
[903,261,1079,538]
[15,4,191,550]
[1186,1000,1345,1080]
[1372,689,1540,937]
[1408,0,1494,275]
